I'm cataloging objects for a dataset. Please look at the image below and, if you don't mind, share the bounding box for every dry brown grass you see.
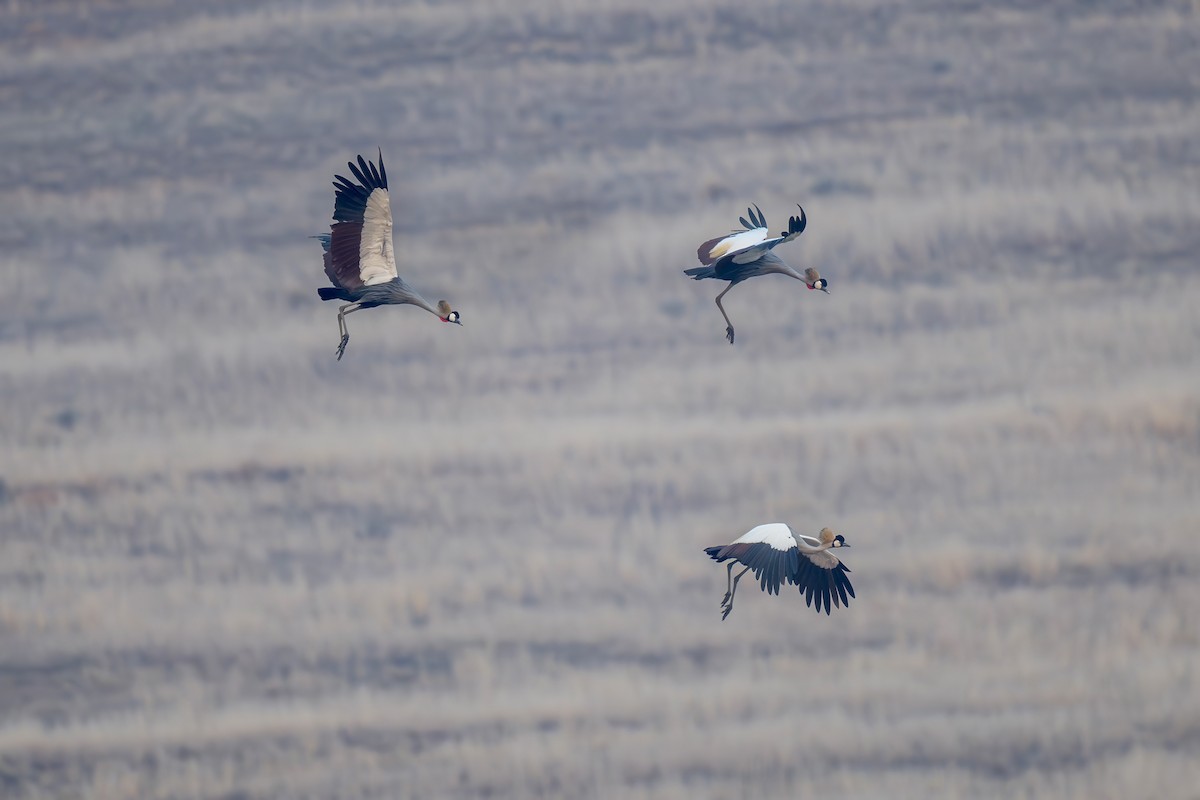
[1,0,1199,798]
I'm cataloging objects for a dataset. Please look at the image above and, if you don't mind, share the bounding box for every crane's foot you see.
[720,590,732,607]
[335,334,350,361]
[725,326,735,345]
[721,602,734,621]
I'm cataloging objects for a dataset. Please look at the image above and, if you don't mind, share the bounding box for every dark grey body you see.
[313,231,450,360]
[317,276,430,310]
[684,250,795,285]
[684,252,812,344]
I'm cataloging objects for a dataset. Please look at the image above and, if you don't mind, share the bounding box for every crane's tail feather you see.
[310,234,332,252]
[704,546,729,562]
[318,287,350,301]
[684,266,716,280]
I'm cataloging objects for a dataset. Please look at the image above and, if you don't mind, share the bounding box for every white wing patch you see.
[705,228,770,262]
[731,523,796,552]
[359,187,398,286]
[730,236,785,264]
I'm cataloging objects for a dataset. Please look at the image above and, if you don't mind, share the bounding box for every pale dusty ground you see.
[1,2,1199,798]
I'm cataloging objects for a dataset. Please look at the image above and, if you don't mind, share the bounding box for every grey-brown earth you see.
[1,1,1198,797]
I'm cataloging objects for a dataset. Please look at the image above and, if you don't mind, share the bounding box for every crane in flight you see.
[314,151,461,361]
[704,524,853,619]
[684,204,828,344]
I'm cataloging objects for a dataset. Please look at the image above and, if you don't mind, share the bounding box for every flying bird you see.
[314,150,461,360]
[684,204,828,343]
[704,524,853,619]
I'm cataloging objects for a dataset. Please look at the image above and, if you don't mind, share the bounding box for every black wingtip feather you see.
[835,578,849,609]
[369,149,384,188]
[349,158,369,188]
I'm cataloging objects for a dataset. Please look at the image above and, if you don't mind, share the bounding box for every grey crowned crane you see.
[314,151,461,360]
[704,524,853,619]
[684,204,828,344]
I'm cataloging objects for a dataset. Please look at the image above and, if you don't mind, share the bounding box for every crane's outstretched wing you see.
[696,205,772,266]
[793,533,854,615]
[704,523,801,596]
[694,205,808,274]
[771,205,807,248]
[326,151,397,291]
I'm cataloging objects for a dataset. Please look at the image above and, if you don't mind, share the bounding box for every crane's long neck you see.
[793,538,833,555]
[769,257,804,282]
[760,252,802,281]
[389,281,440,317]
[412,295,441,317]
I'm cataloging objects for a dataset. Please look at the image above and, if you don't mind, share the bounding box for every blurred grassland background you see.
[1,1,1199,798]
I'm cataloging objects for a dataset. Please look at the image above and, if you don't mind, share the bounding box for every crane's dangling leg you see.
[336,303,362,361]
[722,565,751,620]
[721,562,735,606]
[715,282,737,344]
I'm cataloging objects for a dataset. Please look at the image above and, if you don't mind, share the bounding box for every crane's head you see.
[436,300,463,326]
[804,267,830,294]
[818,527,848,548]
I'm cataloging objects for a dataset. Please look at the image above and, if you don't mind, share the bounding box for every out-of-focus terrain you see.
[1,2,1198,798]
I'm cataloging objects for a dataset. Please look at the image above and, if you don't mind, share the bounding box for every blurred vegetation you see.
[1,1,1198,798]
